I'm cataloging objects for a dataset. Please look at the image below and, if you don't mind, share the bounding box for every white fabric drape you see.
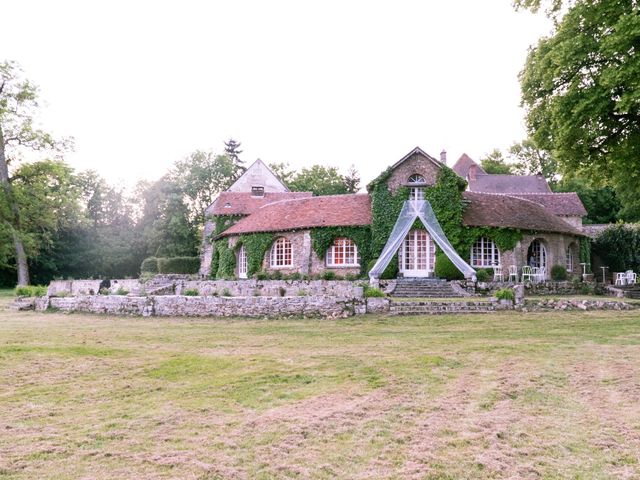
[368,200,476,281]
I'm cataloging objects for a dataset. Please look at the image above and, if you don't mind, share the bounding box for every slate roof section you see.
[219,194,372,237]
[452,153,486,178]
[509,192,587,217]
[206,191,313,216]
[462,191,584,236]
[468,174,552,194]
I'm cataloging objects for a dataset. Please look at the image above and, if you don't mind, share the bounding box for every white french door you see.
[399,229,435,277]
[238,245,248,279]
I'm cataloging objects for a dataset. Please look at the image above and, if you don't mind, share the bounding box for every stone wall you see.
[173,278,365,297]
[522,298,632,311]
[47,279,141,296]
[38,294,370,318]
[474,280,586,296]
[386,152,441,193]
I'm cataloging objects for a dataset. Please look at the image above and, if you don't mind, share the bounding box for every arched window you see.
[326,238,359,267]
[408,174,426,201]
[470,237,500,267]
[527,239,547,269]
[565,244,574,272]
[270,237,292,267]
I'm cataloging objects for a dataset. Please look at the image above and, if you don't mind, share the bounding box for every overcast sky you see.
[2,0,551,188]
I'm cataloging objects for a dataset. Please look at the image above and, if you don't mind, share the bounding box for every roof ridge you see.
[255,193,368,209]
[466,191,555,209]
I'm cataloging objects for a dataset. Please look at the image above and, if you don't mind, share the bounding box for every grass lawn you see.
[1,298,640,478]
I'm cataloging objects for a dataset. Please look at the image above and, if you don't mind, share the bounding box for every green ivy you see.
[215,240,236,278]
[310,226,371,276]
[213,215,243,236]
[237,233,274,277]
[580,237,592,271]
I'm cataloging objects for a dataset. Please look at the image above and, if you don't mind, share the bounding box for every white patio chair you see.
[531,266,540,283]
[627,271,637,285]
[493,265,504,282]
[521,265,533,282]
[537,267,547,283]
[508,265,518,282]
[615,272,627,286]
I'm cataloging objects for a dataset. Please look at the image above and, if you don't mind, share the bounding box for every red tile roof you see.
[468,174,552,193]
[452,153,486,178]
[509,193,587,217]
[206,191,313,216]
[462,192,584,235]
[219,194,372,236]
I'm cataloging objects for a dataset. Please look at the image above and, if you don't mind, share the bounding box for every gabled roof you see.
[462,191,584,236]
[452,153,486,178]
[509,192,587,217]
[218,194,372,237]
[206,191,312,216]
[468,174,552,194]
[226,159,290,193]
[390,146,443,171]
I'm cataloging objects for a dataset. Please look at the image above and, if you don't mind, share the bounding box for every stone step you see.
[389,301,495,315]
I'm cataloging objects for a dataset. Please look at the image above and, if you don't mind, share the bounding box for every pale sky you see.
[2,0,551,189]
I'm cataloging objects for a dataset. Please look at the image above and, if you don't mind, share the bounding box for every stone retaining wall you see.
[522,298,632,311]
[173,279,364,297]
[35,295,372,318]
[48,279,141,296]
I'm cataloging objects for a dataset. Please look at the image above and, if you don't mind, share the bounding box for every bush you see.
[364,285,385,297]
[550,265,568,281]
[183,288,199,296]
[114,287,129,296]
[270,270,283,280]
[297,290,308,296]
[434,253,464,280]
[15,285,48,297]
[475,268,490,282]
[495,288,515,301]
[140,257,159,274]
[323,271,337,281]
[221,288,232,297]
[287,272,302,281]
[157,257,200,274]
[366,258,398,280]
[579,283,593,295]
[254,271,269,280]
[345,273,358,281]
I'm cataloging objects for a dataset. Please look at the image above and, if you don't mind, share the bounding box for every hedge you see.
[140,257,159,273]
[157,256,200,274]
[434,253,464,280]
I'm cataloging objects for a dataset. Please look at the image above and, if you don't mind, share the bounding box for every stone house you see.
[201,148,586,280]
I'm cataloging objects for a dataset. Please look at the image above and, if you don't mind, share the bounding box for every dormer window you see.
[251,186,265,197]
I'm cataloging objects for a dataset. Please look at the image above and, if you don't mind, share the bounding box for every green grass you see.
[1,306,640,478]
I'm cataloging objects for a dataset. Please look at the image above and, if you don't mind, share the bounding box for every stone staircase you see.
[618,285,640,299]
[390,278,464,298]
[389,300,496,315]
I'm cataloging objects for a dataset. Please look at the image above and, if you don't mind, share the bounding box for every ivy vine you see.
[237,233,274,277]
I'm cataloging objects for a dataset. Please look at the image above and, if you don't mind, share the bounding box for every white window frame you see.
[238,245,248,278]
[565,245,574,272]
[326,238,359,267]
[270,237,293,268]
[470,237,500,268]
[410,187,425,201]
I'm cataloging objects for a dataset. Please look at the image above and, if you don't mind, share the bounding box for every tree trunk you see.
[0,125,30,285]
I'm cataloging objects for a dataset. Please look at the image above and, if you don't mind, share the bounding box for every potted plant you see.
[495,287,515,306]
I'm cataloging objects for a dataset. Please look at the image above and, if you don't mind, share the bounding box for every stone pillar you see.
[514,284,525,306]
[301,231,312,275]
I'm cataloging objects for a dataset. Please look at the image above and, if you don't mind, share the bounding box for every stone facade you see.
[386,152,441,193]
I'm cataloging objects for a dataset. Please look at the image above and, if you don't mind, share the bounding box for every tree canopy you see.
[518,0,640,219]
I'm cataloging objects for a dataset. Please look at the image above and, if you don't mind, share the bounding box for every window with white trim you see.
[408,174,425,183]
[326,238,359,267]
[270,237,292,267]
[408,174,426,201]
[470,237,500,267]
[565,245,574,272]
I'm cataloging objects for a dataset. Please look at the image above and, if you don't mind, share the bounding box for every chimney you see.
[440,149,447,165]
[468,164,478,182]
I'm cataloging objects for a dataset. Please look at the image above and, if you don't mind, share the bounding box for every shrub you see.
[366,258,397,280]
[99,287,110,295]
[114,287,129,296]
[345,273,358,281]
[287,272,302,281]
[550,265,568,281]
[157,256,200,274]
[221,288,232,297]
[254,271,269,280]
[495,288,515,301]
[434,253,464,280]
[297,290,308,296]
[270,270,283,280]
[364,285,385,297]
[15,285,48,297]
[475,268,490,282]
[140,257,159,274]
[579,283,593,295]
[278,287,287,297]
[183,288,199,296]
[322,271,336,281]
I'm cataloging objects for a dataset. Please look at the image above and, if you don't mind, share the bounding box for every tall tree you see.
[268,162,295,186]
[479,149,513,174]
[0,61,70,284]
[343,164,361,193]
[288,165,350,196]
[518,0,640,219]
[224,138,245,174]
[509,139,559,185]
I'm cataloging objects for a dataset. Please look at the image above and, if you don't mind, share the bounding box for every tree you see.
[224,138,245,174]
[518,0,640,220]
[268,162,295,186]
[553,175,620,224]
[288,165,350,196]
[479,149,513,174]
[0,61,71,284]
[509,139,559,185]
[343,164,361,193]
